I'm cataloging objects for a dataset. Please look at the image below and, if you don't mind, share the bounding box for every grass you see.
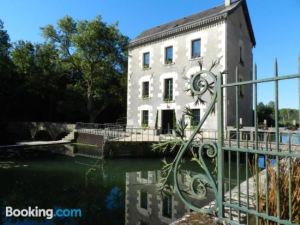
[257,159,300,224]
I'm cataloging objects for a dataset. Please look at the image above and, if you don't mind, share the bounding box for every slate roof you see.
[129,0,255,48]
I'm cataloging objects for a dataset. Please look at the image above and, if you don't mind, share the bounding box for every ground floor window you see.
[142,110,149,127]
[162,194,172,218]
[191,109,200,127]
[140,191,148,209]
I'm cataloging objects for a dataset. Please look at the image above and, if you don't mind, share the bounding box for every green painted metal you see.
[217,72,224,218]
[173,70,219,213]
[274,59,281,220]
[254,63,259,225]
[235,67,241,222]
[299,55,300,128]
[172,58,300,225]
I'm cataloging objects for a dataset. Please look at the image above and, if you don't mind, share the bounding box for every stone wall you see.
[76,132,104,147]
[0,122,75,144]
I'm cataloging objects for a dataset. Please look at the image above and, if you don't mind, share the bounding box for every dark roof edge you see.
[128,0,256,49]
[242,0,256,46]
[229,0,256,46]
[128,13,228,49]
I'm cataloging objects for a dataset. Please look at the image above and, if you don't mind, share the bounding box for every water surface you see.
[0,145,246,225]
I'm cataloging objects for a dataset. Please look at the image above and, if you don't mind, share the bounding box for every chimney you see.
[225,0,231,6]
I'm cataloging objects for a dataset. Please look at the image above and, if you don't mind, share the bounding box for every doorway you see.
[161,110,175,134]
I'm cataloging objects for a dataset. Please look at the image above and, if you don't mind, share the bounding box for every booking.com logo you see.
[5,206,82,220]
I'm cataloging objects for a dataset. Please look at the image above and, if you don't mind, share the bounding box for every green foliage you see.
[0,20,10,61]
[279,108,299,127]
[257,101,275,127]
[257,101,299,128]
[0,16,128,124]
[42,16,129,122]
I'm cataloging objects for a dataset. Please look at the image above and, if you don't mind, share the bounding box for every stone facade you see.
[127,0,255,131]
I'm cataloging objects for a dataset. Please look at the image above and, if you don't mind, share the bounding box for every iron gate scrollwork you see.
[172,70,222,214]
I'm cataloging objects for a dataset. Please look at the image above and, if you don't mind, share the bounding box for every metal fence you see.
[76,122,300,151]
[170,59,300,225]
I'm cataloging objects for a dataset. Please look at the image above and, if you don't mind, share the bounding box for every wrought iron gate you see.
[172,57,300,225]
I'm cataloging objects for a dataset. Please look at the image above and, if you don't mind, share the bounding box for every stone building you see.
[126,0,255,133]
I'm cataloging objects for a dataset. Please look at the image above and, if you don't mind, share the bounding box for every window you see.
[142,110,149,127]
[141,170,148,179]
[239,46,244,65]
[191,39,201,58]
[140,191,148,209]
[143,52,150,68]
[142,81,149,98]
[165,46,173,64]
[162,194,172,218]
[191,109,200,127]
[164,79,173,101]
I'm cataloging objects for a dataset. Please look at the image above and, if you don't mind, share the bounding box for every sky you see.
[0,0,299,108]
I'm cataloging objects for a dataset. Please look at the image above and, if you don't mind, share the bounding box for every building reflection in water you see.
[125,170,215,225]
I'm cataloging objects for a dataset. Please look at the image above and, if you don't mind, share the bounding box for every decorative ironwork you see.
[157,57,300,225]
[173,70,219,213]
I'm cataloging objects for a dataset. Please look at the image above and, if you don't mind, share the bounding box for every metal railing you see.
[166,59,300,225]
[76,122,300,150]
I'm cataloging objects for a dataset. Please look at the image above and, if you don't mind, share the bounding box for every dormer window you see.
[143,52,150,68]
[191,39,201,59]
[165,46,173,64]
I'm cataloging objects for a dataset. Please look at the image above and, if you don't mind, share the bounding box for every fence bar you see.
[229,148,232,220]
[253,63,260,225]
[274,58,281,219]
[217,72,224,218]
[223,203,299,225]
[222,73,300,87]
[288,133,292,222]
[235,67,241,222]
[265,133,269,225]
[299,55,300,128]
[222,146,300,157]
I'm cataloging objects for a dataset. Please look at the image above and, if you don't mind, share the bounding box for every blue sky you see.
[0,0,299,108]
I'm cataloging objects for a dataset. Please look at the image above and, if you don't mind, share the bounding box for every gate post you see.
[217,72,224,218]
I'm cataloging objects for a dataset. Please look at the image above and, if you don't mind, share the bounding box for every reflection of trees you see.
[0,154,162,225]
[0,157,104,224]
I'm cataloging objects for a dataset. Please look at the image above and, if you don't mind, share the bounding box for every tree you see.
[11,41,35,76]
[0,20,11,69]
[257,101,275,127]
[0,20,14,121]
[279,108,299,127]
[11,41,67,121]
[42,16,128,122]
